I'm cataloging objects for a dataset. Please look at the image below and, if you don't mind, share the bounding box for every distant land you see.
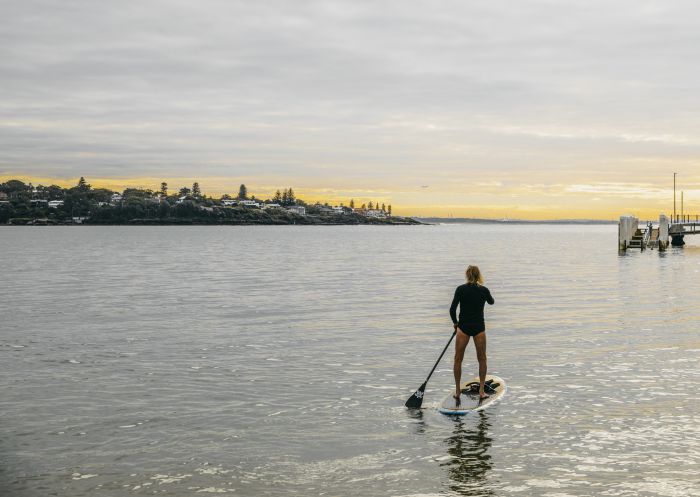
[416,217,617,225]
[0,177,421,226]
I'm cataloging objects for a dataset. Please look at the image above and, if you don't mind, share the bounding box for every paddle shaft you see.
[424,330,457,384]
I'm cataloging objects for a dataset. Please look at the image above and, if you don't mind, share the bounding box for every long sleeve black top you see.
[449,283,495,328]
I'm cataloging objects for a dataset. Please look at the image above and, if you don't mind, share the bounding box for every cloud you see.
[2,0,700,217]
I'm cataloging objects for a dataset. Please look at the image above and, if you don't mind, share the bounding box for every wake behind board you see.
[438,375,506,415]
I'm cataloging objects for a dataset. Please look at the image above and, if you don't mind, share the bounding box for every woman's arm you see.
[484,287,495,305]
[449,287,460,326]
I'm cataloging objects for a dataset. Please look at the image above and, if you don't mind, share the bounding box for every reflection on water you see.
[441,412,493,496]
[407,408,427,435]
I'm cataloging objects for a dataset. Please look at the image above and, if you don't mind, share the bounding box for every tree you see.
[179,187,191,197]
[282,189,289,205]
[361,203,366,209]
[381,203,386,212]
[349,199,355,209]
[192,182,201,198]
[47,185,64,200]
[287,187,296,205]
[2,179,29,194]
[388,204,392,216]
[160,182,168,197]
[77,177,90,191]
[274,190,282,203]
[238,184,248,199]
[368,201,374,210]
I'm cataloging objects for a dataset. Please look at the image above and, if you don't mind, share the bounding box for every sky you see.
[2,0,700,219]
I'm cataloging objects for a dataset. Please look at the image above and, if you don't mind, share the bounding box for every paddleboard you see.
[438,375,506,415]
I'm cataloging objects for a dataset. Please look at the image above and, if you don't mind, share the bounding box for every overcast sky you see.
[2,0,700,217]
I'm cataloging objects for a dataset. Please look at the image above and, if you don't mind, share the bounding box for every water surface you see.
[1,225,698,496]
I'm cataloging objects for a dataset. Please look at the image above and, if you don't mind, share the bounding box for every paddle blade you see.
[405,383,426,408]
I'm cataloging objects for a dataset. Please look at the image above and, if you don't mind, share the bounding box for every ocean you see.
[1,224,698,496]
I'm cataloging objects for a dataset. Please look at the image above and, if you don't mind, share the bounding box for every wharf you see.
[619,214,699,251]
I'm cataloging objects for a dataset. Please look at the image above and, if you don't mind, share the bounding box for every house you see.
[221,199,238,206]
[263,203,282,210]
[240,200,260,208]
[365,209,386,218]
[0,192,8,200]
[48,200,64,208]
[332,206,346,215]
[72,217,88,224]
[30,199,48,206]
[315,204,335,214]
[110,194,123,205]
[286,205,306,216]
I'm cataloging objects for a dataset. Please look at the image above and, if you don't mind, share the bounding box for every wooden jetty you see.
[619,214,700,251]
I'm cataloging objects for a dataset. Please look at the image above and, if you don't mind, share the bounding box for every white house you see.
[48,200,64,208]
[240,200,260,208]
[263,203,282,210]
[287,206,306,216]
[221,199,238,206]
[110,194,123,205]
[365,209,386,218]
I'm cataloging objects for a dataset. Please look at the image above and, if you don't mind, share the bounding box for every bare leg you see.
[473,332,488,399]
[453,329,470,404]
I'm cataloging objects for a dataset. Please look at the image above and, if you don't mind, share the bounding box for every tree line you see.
[0,178,394,222]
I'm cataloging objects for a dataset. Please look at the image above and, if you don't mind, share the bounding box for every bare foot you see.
[479,392,490,400]
[453,393,461,406]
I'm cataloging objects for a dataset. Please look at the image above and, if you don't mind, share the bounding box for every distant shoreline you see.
[2,216,423,226]
[415,217,617,225]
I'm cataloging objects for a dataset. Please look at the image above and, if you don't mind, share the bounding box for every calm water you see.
[1,225,699,497]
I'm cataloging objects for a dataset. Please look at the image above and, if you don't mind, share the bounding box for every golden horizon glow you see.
[3,173,698,220]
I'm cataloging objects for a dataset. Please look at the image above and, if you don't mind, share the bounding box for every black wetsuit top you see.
[449,283,495,335]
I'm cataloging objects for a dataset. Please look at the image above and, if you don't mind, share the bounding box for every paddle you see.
[405,330,457,408]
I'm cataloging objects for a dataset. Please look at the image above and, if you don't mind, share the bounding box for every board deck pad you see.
[438,375,506,415]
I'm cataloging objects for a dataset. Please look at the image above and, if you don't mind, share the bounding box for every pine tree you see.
[388,204,392,216]
[361,203,366,209]
[160,182,168,197]
[287,188,295,205]
[381,203,386,212]
[179,187,191,197]
[274,190,282,203]
[368,201,373,210]
[350,199,355,208]
[238,184,248,199]
[192,182,201,198]
[77,177,90,191]
[282,189,289,205]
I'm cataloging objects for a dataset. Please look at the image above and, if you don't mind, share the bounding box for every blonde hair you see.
[465,265,483,285]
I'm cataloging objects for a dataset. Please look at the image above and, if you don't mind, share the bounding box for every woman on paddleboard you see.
[449,265,494,404]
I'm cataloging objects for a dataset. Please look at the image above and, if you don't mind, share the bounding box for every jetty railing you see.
[673,214,699,223]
